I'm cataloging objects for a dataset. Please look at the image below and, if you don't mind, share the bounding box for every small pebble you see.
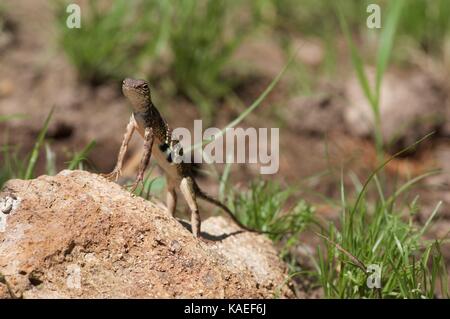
[0,196,20,214]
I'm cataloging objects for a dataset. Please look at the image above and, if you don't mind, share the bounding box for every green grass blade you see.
[185,53,294,154]
[337,4,374,106]
[385,169,441,208]
[0,114,26,122]
[419,201,442,237]
[24,107,54,179]
[375,0,405,95]
[67,140,97,170]
[219,161,232,202]
[350,132,434,217]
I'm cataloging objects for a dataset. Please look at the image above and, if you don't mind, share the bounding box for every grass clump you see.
[168,0,255,122]
[226,180,315,244]
[311,179,448,299]
[338,0,405,162]
[0,3,14,49]
[0,110,53,187]
[303,135,449,298]
[0,109,95,188]
[54,0,259,120]
[397,0,450,55]
[220,165,448,298]
[0,4,5,31]
[54,0,170,84]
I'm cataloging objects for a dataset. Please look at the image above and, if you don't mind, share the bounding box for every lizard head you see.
[122,78,152,112]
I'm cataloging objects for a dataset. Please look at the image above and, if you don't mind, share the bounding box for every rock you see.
[344,68,446,150]
[0,170,293,298]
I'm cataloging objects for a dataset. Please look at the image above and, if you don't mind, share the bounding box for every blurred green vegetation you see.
[54,0,170,84]
[55,0,450,120]
[0,4,8,37]
[272,0,450,55]
[339,0,405,163]
[0,110,94,188]
[55,0,261,121]
[168,0,258,122]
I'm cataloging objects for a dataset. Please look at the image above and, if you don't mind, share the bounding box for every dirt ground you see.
[1,0,449,296]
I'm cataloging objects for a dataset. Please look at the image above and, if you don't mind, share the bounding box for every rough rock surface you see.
[0,170,292,299]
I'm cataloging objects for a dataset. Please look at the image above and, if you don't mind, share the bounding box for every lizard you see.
[102,78,268,238]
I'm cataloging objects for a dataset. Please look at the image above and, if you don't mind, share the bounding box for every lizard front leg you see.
[179,177,201,238]
[102,115,135,181]
[166,178,178,217]
[128,127,154,193]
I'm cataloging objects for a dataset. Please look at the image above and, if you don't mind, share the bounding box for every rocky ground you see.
[0,170,293,298]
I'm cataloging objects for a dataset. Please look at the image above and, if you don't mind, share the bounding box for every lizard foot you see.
[100,168,122,182]
[124,180,143,193]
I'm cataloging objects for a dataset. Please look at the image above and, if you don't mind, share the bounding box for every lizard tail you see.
[194,183,269,234]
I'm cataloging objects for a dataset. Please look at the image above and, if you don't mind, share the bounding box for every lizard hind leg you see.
[166,179,177,217]
[179,177,201,238]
